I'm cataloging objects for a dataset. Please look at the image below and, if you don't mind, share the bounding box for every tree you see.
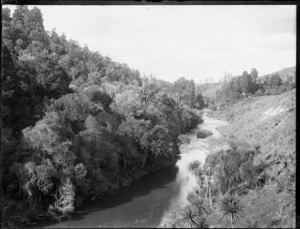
[249,68,259,93]
[195,93,205,110]
[204,166,213,208]
[239,161,256,184]
[189,79,196,107]
[141,77,160,104]
[2,8,11,22]
[270,73,282,87]
[224,72,233,83]
[187,192,209,217]
[110,87,143,118]
[1,44,27,130]
[219,194,244,228]
[230,77,242,93]
[188,160,203,196]
[240,71,251,96]
[49,177,75,217]
[173,77,195,107]
[215,79,243,107]
[250,68,258,84]
[1,5,208,226]
[178,135,191,146]
[178,206,208,228]
[21,53,72,96]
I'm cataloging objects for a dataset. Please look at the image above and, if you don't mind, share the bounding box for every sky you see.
[5,5,296,83]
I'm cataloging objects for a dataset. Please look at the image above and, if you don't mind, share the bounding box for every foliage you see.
[194,93,205,110]
[1,6,204,227]
[177,206,209,228]
[188,160,201,174]
[204,140,267,196]
[178,135,191,145]
[239,161,256,184]
[187,160,205,199]
[219,194,244,228]
[173,77,196,108]
[209,89,295,228]
[214,68,295,109]
[196,129,213,138]
[187,192,210,216]
[240,71,252,95]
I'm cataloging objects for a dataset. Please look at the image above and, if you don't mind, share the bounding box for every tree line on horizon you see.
[211,68,295,109]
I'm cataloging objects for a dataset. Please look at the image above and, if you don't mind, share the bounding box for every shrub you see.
[197,129,213,138]
[254,89,263,96]
[239,161,256,184]
[209,149,243,194]
[208,103,217,111]
[205,152,219,170]
[226,112,234,121]
[178,135,191,145]
[186,192,209,217]
[176,206,209,228]
[219,194,244,228]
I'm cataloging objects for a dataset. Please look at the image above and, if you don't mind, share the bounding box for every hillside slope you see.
[209,89,296,228]
[259,66,295,83]
[268,66,295,77]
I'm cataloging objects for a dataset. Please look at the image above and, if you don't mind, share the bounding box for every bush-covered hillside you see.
[259,66,296,83]
[1,6,204,227]
[204,68,295,110]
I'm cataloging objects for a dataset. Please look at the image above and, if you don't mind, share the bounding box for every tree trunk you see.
[205,185,209,199]
[209,186,213,208]
[196,177,201,196]
[142,151,148,168]
[208,168,213,207]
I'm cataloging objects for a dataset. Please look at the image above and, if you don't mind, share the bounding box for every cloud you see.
[3,5,296,83]
[252,6,296,35]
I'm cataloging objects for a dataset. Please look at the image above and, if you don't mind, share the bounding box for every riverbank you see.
[159,114,229,227]
[42,115,228,228]
[208,89,296,228]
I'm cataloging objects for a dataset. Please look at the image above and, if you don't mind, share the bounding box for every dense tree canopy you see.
[1,6,203,227]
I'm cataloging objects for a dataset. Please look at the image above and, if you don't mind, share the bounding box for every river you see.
[45,113,228,228]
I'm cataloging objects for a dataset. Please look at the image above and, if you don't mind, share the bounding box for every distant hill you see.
[258,66,295,83]
[269,66,295,77]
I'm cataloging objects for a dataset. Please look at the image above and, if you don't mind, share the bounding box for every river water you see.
[46,113,228,228]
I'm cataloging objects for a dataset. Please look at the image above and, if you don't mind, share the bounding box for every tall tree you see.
[189,79,196,107]
[270,73,282,87]
[240,71,251,96]
[173,77,195,107]
[250,68,258,83]
[195,93,205,110]
[188,160,203,196]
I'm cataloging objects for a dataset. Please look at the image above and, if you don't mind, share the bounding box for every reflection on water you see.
[46,113,228,228]
[45,165,179,228]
